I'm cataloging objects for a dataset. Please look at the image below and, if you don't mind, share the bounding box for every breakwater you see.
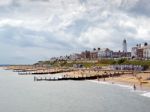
[18,69,75,75]
[34,72,132,81]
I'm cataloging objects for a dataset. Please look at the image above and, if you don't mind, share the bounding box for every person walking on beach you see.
[97,77,100,81]
[133,84,136,90]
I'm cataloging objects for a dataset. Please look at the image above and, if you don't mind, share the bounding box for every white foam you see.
[114,83,133,89]
[89,80,150,98]
[88,80,133,89]
[88,80,112,85]
[141,92,150,98]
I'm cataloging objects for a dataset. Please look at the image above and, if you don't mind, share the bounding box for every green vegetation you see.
[35,59,150,69]
[98,59,116,65]
[123,60,150,66]
[62,61,96,68]
[117,58,126,64]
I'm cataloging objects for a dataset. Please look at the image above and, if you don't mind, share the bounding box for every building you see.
[143,47,150,59]
[69,53,82,60]
[112,51,131,58]
[131,46,138,58]
[90,51,98,60]
[98,48,113,59]
[111,39,131,58]
[131,43,150,60]
[137,48,144,59]
[50,39,132,61]
[81,50,91,60]
[123,39,127,52]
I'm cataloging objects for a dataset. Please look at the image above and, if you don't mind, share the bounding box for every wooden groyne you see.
[17,69,134,75]
[32,69,74,75]
[18,69,75,75]
[34,72,131,81]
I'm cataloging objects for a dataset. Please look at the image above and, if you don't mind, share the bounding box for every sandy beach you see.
[63,69,150,91]
[3,65,150,90]
[92,72,150,91]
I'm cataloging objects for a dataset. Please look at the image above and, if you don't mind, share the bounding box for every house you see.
[90,51,98,60]
[131,43,150,60]
[98,48,113,59]
[81,50,91,60]
[112,51,131,58]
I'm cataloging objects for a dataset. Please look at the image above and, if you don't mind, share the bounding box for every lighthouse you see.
[123,39,127,52]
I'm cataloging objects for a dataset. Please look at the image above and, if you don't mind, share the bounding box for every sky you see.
[0,0,150,64]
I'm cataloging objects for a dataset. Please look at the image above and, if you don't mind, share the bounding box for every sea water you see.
[0,69,150,112]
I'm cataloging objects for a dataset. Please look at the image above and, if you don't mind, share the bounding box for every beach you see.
[105,72,150,91]
[62,69,150,90]
[3,65,150,90]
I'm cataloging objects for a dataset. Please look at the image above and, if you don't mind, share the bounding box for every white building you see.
[69,53,81,60]
[123,39,127,52]
[131,43,150,60]
[131,47,138,58]
[143,45,150,59]
[98,48,113,59]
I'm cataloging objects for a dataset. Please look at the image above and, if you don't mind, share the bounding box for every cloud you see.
[0,0,11,6]
[0,0,150,64]
[129,0,150,17]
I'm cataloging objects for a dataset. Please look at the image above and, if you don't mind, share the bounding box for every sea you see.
[0,68,150,112]
[0,64,10,67]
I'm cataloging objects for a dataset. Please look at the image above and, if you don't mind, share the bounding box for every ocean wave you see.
[88,80,150,98]
[88,80,132,89]
[113,83,133,89]
[88,80,112,85]
[141,92,150,98]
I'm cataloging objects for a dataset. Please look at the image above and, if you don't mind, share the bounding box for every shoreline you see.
[95,78,150,92]
[2,66,150,92]
[88,79,150,98]
[1,68,150,98]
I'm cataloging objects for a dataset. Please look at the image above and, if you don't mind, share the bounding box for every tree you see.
[117,58,126,64]
[98,48,101,51]
[93,48,96,51]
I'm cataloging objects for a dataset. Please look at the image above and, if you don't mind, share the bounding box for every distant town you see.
[50,39,150,61]
[3,40,150,90]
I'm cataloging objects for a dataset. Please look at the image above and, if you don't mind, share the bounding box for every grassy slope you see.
[36,59,150,69]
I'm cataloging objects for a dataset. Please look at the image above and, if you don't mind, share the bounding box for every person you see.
[133,84,136,90]
[97,77,100,81]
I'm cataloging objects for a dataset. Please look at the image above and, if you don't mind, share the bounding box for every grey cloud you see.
[79,0,87,4]
[65,19,90,37]
[30,0,49,2]
[114,0,150,17]
[0,25,76,51]
[129,0,150,17]
[0,0,150,64]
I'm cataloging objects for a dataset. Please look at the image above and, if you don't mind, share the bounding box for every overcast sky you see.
[0,0,150,64]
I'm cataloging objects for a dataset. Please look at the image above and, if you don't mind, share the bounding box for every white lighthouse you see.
[123,39,127,52]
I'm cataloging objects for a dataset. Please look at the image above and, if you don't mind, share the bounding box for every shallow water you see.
[0,69,150,112]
